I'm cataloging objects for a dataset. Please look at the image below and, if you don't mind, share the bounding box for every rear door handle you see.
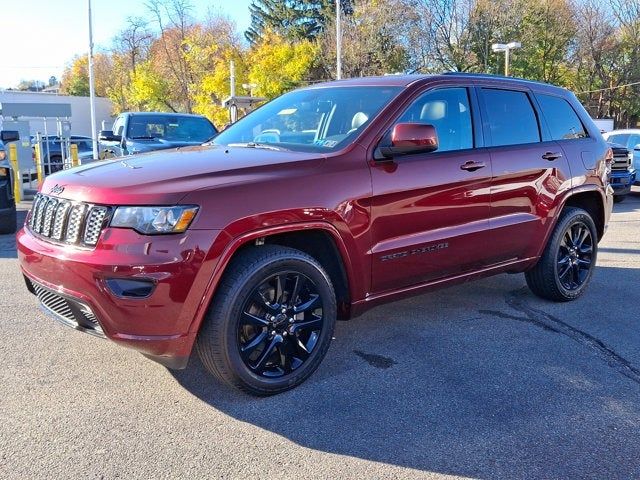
[460,160,486,172]
[542,151,563,161]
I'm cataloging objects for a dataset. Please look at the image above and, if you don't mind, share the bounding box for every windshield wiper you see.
[227,142,287,151]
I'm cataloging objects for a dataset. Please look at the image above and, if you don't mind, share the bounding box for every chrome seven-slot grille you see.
[29,193,110,247]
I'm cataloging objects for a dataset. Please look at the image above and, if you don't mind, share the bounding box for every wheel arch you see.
[530,186,608,262]
[189,222,357,339]
[561,187,606,240]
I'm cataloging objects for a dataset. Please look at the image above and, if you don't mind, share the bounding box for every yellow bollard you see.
[34,144,43,184]
[70,144,79,167]
[8,143,21,204]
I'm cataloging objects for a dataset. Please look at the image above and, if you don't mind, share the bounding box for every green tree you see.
[319,0,408,78]
[507,0,576,83]
[246,0,347,44]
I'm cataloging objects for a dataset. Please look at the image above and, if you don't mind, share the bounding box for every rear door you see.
[369,85,493,293]
[478,87,573,263]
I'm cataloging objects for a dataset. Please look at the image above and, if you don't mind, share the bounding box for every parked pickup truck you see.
[99,112,217,158]
[0,130,19,234]
[18,73,613,395]
[607,142,636,202]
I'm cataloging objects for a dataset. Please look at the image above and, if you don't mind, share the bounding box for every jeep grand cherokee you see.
[18,74,614,395]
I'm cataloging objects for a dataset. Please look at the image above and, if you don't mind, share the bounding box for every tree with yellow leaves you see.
[248,30,319,99]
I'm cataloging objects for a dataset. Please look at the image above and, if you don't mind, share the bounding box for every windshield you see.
[127,115,217,142]
[213,86,402,153]
[607,134,631,147]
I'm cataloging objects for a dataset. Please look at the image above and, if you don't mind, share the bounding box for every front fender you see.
[185,220,359,338]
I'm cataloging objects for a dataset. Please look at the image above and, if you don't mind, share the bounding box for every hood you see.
[607,142,629,155]
[127,138,204,154]
[39,145,324,205]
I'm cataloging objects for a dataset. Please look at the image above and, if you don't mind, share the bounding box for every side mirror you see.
[0,130,20,143]
[378,123,438,159]
[99,130,121,142]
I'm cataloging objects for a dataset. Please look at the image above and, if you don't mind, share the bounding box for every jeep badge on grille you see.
[49,184,65,195]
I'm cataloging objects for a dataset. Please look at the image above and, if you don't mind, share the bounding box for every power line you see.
[577,81,640,94]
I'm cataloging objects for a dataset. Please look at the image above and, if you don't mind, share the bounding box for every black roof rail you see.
[440,71,563,88]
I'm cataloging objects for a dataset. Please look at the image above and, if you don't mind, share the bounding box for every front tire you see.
[197,245,337,396]
[525,207,598,302]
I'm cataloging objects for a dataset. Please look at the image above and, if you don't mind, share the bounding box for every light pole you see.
[87,0,98,161]
[491,41,521,76]
[336,0,342,80]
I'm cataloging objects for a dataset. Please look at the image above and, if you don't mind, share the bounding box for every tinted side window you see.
[482,89,540,146]
[396,87,473,152]
[536,94,587,140]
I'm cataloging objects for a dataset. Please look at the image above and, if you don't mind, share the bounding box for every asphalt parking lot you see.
[1,192,640,480]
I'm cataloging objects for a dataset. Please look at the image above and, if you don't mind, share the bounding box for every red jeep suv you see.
[18,74,614,395]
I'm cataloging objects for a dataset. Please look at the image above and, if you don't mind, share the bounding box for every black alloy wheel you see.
[525,206,598,302]
[556,221,593,291]
[197,245,336,396]
[238,272,324,377]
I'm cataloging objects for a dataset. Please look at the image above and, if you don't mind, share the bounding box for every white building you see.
[0,90,113,137]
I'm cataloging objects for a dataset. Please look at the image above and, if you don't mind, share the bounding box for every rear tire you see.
[0,205,17,234]
[196,245,336,396]
[525,207,597,302]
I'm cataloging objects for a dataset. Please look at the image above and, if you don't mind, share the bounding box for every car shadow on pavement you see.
[613,189,640,214]
[171,266,640,479]
[0,210,26,259]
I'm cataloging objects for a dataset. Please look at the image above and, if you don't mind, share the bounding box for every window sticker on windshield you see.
[321,140,338,148]
[278,108,297,115]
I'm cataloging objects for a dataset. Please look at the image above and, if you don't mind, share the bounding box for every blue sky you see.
[0,0,253,88]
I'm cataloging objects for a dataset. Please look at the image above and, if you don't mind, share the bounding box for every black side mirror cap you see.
[99,130,122,142]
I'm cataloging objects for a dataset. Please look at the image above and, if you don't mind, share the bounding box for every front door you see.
[369,86,493,294]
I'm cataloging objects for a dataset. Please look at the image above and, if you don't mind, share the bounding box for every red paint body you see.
[17,74,613,367]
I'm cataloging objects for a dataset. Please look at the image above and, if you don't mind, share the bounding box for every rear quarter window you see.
[482,89,540,147]
[536,93,587,140]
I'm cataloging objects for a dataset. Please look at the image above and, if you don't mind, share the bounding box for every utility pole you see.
[336,0,342,80]
[491,42,521,76]
[229,60,237,123]
[87,0,98,160]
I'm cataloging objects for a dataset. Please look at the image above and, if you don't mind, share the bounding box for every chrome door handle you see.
[542,152,563,161]
[460,161,486,172]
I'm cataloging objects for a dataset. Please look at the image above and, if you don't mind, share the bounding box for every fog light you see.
[105,278,155,298]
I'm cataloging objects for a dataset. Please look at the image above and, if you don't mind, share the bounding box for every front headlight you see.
[110,205,199,234]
